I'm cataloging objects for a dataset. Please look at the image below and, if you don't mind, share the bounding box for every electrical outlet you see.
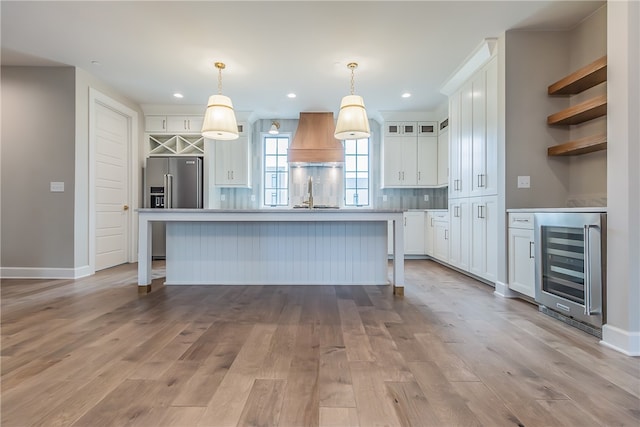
[517,176,531,188]
[423,195,429,202]
[50,182,64,192]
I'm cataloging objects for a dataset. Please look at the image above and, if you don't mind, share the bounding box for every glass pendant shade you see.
[201,94,239,140]
[334,94,370,140]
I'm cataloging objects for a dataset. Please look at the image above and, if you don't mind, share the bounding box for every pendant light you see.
[201,62,239,140]
[334,62,370,140]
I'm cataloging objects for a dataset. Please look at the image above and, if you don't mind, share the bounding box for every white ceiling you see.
[1,1,604,120]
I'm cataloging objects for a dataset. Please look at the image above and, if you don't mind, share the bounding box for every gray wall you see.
[1,67,76,268]
[504,4,607,209]
[1,66,144,272]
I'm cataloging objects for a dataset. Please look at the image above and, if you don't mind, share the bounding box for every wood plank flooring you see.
[1,260,638,426]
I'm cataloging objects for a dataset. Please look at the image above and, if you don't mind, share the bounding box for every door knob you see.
[123,205,129,211]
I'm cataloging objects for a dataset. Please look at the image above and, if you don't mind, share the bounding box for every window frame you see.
[262,133,291,207]
[343,137,370,207]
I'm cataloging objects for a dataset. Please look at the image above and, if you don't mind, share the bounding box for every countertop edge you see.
[507,207,607,213]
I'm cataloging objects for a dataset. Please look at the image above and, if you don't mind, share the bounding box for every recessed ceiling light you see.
[287,93,297,99]
[401,92,411,98]
[173,93,184,99]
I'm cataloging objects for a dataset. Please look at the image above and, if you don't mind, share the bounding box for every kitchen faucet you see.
[303,176,314,208]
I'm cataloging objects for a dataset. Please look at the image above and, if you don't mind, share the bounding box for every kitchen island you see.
[137,209,405,293]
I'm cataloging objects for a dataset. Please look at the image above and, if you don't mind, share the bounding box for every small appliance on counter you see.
[534,211,606,336]
[144,156,203,258]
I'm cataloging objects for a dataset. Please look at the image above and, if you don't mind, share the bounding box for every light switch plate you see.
[517,176,531,188]
[423,195,429,202]
[50,181,65,192]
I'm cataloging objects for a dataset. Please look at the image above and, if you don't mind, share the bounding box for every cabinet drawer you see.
[509,212,534,229]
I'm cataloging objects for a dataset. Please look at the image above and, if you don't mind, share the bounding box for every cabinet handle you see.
[513,218,530,223]
[478,174,485,188]
[398,172,401,181]
[231,170,234,180]
[444,229,448,240]
[529,241,534,259]
[477,205,485,219]
[162,119,166,130]
[402,171,405,180]
[418,171,421,181]
[431,218,434,227]
[404,217,407,226]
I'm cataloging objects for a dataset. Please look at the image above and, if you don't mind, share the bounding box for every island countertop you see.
[137,208,405,292]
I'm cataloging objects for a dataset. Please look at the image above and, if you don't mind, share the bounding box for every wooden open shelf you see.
[548,56,607,95]
[547,133,607,156]
[547,94,607,126]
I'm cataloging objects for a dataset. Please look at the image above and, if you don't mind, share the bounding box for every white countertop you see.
[507,207,607,213]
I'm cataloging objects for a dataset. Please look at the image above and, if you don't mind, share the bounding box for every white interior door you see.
[94,103,129,270]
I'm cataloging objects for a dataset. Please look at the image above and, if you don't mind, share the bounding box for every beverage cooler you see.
[534,212,606,329]
[144,156,203,258]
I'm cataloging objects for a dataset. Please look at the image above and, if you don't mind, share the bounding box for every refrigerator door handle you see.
[164,174,174,209]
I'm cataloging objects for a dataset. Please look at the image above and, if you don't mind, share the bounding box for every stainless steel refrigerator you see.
[144,156,203,258]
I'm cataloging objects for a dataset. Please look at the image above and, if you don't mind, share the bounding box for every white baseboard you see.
[0,265,93,280]
[494,280,519,298]
[601,324,640,356]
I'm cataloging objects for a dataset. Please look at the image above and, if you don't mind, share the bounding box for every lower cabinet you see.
[448,199,471,271]
[426,210,449,262]
[469,196,498,282]
[388,211,426,256]
[508,213,535,298]
[448,196,497,283]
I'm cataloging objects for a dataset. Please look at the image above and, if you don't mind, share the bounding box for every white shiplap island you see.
[137,209,405,293]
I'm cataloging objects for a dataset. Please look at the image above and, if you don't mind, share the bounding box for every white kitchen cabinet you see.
[383,135,418,186]
[448,199,471,271]
[145,115,204,133]
[437,121,449,186]
[167,116,204,133]
[404,211,426,255]
[469,196,498,282]
[417,136,438,186]
[382,121,439,188]
[145,115,168,132]
[387,211,426,256]
[426,210,449,262]
[448,56,498,198]
[213,135,251,188]
[508,213,535,298]
[433,219,449,262]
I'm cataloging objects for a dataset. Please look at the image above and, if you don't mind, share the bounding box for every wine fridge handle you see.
[583,224,598,316]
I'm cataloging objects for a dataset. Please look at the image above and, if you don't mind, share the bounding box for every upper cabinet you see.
[382,120,444,188]
[449,56,498,199]
[212,123,251,188]
[145,115,204,133]
[546,56,607,156]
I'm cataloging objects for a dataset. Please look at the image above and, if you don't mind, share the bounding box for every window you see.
[344,138,369,206]
[263,135,289,206]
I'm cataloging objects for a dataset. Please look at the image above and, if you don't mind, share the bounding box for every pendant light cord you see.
[347,62,358,95]
[215,62,226,95]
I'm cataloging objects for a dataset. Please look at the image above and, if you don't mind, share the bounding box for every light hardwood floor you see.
[1,260,638,426]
